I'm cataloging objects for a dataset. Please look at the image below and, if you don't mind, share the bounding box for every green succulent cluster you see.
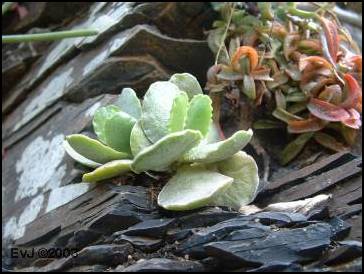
[64,73,260,211]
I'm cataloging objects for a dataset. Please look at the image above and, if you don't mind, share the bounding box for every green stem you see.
[288,6,316,19]
[2,2,14,15]
[2,29,99,43]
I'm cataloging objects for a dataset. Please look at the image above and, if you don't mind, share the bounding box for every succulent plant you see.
[64,73,260,211]
[206,2,362,165]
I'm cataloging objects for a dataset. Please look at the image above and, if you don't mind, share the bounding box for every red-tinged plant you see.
[206,2,362,165]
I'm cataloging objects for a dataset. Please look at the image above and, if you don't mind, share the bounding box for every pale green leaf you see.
[131,130,202,173]
[104,111,136,154]
[242,75,256,100]
[181,129,253,164]
[130,121,152,157]
[168,91,189,133]
[141,81,181,143]
[93,105,121,143]
[83,160,132,182]
[115,88,142,119]
[211,151,260,209]
[66,134,128,164]
[157,165,233,211]
[169,73,203,99]
[184,94,213,137]
[63,140,101,168]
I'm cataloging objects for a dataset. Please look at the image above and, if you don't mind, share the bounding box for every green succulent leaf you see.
[63,140,101,168]
[83,160,132,182]
[66,134,128,164]
[184,94,213,137]
[141,81,182,143]
[158,165,233,211]
[93,105,121,144]
[168,91,189,133]
[131,130,203,173]
[115,88,142,119]
[169,73,203,99]
[280,132,314,165]
[242,75,256,100]
[181,129,253,164]
[104,111,136,154]
[130,121,153,157]
[211,151,260,209]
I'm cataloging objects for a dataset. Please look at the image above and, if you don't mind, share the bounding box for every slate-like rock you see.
[122,219,176,238]
[120,258,206,272]
[204,223,332,269]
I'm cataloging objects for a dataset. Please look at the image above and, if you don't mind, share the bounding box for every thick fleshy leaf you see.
[307,98,351,122]
[253,119,284,129]
[131,130,202,173]
[285,64,301,81]
[231,46,259,72]
[130,121,152,157]
[318,84,342,104]
[283,33,300,60]
[280,132,314,165]
[157,165,233,211]
[341,74,362,109]
[82,160,132,182]
[184,94,213,137]
[340,124,358,145]
[93,105,121,144]
[319,17,339,63]
[299,56,333,71]
[115,88,142,119]
[266,72,289,90]
[314,132,348,152]
[288,118,327,133]
[66,134,128,164]
[275,90,286,109]
[141,81,181,143]
[287,102,307,114]
[216,70,244,81]
[286,92,307,102]
[63,140,101,168]
[104,111,136,154]
[168,91,189,133]
[298,39,322,55]
[181,129,253,164]
[242,75,256,100]
[250,67,273,81]
[272,108,303,123]
[169,73,203,99]
[211,151,260,209]
[341,108,362,129]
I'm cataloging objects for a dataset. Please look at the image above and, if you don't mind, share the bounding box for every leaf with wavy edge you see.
[168,91,189,133]
[158,165,233,211]
[141,81,182,143]
[210,151,260,209]
[308,98,350,122]
[181,129,253,164]
[169,73,203,99]
[104,111,136,154]
[130,121,152,157]
[63,140,101,168]
[83,160,132,182]
[66,134,128,164]
[93,105,121,144]
[132,130,202,173]
[115,88,142,119]
[184,94,213,137]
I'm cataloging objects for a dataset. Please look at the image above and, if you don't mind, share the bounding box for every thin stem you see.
[215,3,235,65]
[2,29,99,43]
[2,2,14,15]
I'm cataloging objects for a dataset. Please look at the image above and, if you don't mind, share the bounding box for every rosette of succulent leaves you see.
[207,2,362,165]
[64,73,260,211]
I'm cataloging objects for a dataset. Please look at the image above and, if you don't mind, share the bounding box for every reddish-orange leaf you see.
[232,46,259,72]
[341,73,362,109]
[299,56,333,71]
[319,17,339,63]
[288,117,327,133]
[307,98,351,122]
[341,108,362,129]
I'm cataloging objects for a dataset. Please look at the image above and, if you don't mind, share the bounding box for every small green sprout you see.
[64,73,260,211]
